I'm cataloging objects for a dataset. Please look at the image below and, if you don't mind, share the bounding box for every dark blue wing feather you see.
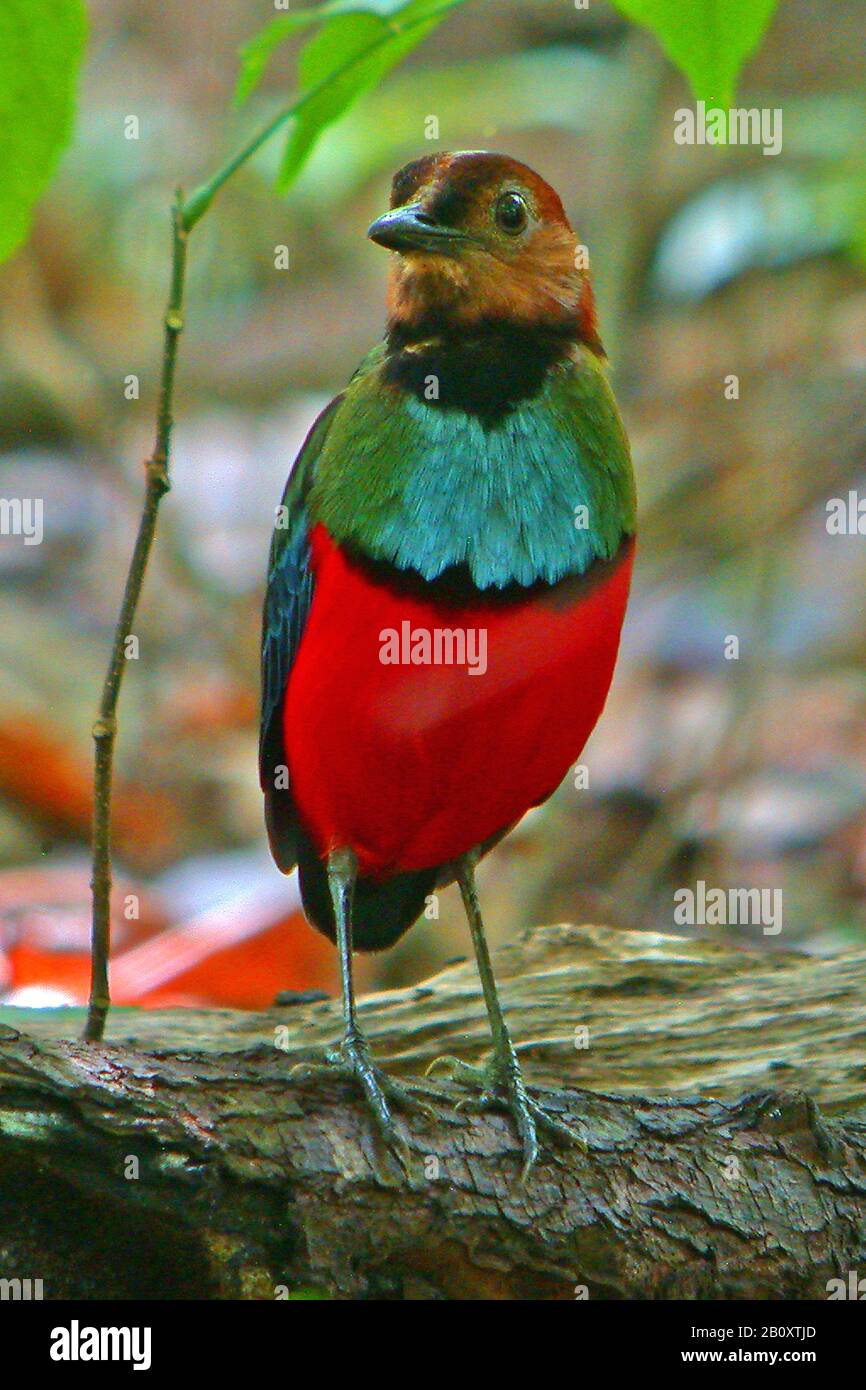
[259,394,343,869]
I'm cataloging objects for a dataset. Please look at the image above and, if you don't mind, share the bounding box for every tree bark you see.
[1,923,865,1299]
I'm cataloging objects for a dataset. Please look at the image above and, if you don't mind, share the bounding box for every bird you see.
[260,150,636,1178]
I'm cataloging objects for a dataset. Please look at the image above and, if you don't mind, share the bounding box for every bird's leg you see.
[430,853,580,1181]
[289,848,444,1166]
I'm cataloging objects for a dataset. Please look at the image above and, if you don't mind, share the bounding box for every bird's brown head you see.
[368,151,601,351]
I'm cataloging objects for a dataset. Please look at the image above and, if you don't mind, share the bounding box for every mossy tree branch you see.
[10,926,866,1298]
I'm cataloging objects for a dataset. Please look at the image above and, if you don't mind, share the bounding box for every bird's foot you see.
[428,1046,583,1182]
[290,1029,447,1173]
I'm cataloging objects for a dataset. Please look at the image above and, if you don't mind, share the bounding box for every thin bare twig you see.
[84,194,188,1042]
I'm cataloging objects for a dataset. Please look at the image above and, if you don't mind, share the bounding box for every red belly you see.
[285,525,633,877]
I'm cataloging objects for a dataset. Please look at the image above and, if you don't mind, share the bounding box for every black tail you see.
[296,828,439,952]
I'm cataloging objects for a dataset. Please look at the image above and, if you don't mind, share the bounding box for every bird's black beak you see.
[367,203,466,253]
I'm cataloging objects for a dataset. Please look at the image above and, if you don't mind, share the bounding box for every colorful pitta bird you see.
[260,151,635,1177]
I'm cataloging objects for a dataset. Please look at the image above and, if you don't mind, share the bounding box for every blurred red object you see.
[1,863,335,1009]
[111,879,336,1008]
[0,718,184,869]
[0,864,161,1005]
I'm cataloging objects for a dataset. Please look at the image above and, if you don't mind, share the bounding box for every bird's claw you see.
[291,1032,411,1170]
[427,1049,583,1182]
[290,1031,449,1172]
[426,1054,496,1108]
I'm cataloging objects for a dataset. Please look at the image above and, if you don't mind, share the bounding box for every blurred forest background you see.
[1,0,865,1012]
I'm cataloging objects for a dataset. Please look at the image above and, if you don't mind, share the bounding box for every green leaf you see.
[610,0,780,109]
[236,0,452,107]
[234,0,466,196]
[0,0,87,265]
[280,11,396,189]
[280,5,445,191]
[236,0,372,107]
[236,4,334,109]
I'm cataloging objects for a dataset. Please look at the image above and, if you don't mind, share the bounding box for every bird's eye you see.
[494,191,528,235]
